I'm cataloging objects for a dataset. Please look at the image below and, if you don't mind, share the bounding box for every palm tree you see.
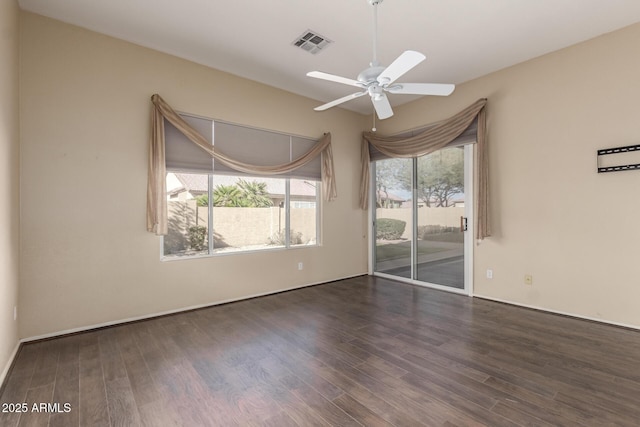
[212,185,243,207]
[237,179,273,207]
[195,194,208,207]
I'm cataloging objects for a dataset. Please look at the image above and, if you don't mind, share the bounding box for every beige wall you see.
[378,23,640,327]
[19,12,368,338]
[0,0,20,378]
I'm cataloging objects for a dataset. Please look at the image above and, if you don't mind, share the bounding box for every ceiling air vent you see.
[292,30,332,54]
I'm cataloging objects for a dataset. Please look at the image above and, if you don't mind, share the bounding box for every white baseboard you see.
[473,293,640,331]
[22,273,367,343]
[0,342,21,388]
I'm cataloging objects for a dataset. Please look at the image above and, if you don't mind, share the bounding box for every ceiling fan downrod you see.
[370,0,383,67]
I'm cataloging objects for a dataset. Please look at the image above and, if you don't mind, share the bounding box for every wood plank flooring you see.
[2,275,640,426]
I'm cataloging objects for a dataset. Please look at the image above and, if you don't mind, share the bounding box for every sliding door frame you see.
[369,144,474,297]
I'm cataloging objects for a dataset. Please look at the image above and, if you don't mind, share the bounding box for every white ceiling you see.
[18,0,640,115]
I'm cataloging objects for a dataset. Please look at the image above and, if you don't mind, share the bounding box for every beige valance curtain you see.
[360,98,490,239]
[147,94,337,235]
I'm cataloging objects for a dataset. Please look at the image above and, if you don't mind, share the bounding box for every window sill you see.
[161,243,320,262]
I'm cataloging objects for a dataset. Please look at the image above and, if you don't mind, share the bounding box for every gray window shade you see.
[290,136,322,180]
[212,122,290,175]
[369,117,478,162]
[165,115,214,173]
[165,113,322,180]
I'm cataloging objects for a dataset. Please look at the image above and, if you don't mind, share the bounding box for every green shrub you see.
[376,218,406,240]
[417,225,463,243]
[188,225,207,251]
[417,225,458,239]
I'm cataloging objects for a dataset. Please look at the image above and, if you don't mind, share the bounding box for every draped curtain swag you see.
[147,94,337,235]
[360,98,490,240]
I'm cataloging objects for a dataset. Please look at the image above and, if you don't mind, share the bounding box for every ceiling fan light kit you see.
[307,0,455,120]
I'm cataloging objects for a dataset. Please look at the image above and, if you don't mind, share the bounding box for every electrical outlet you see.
[486,269,493,279]
[524,274,533,285]
[298,262,303,271]
[13,306,17,321]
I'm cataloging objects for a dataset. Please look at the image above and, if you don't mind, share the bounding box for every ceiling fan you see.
[307,0,455,120]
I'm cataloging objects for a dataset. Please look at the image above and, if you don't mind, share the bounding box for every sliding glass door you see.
[415,147,465,289]
[374,158,413,279]
[373,145,472,293]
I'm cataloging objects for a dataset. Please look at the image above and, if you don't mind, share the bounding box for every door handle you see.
[460,216,468,232]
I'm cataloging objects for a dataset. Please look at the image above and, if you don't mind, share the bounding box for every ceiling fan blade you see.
[307,71,363,87]
[314,91,367,111]
[376,50,426,86]
[372,93,393,120]
[386,83,455,96]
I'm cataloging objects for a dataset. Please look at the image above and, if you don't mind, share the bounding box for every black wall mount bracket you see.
[596,143,640,173]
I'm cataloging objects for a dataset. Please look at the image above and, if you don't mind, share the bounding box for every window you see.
[162,115,320,258]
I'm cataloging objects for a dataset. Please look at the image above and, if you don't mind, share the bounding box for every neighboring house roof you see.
[377,190,405,202]
[173,173,207,193]
[168,173,317,198]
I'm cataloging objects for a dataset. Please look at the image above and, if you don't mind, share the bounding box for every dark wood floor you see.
[2,275,640,426]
